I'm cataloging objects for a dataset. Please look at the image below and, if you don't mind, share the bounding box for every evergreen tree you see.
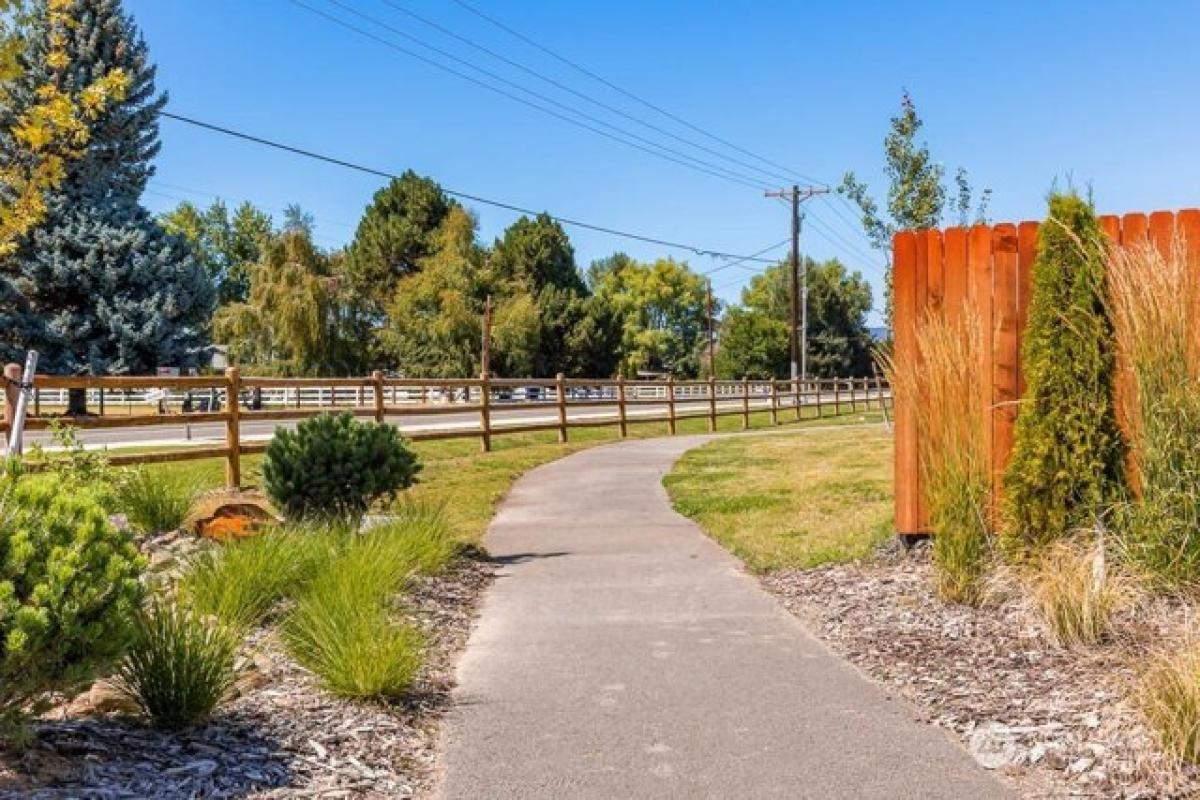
[1002,192,1125,551]
[1,0,213,410]
[347,171,455,309]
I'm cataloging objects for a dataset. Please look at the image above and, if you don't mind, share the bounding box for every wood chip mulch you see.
[762,542,1200,799]
[0,552,494,799]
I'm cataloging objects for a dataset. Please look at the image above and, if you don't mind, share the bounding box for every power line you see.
[160,111,779,264]
[373,0,796,187]
[291,0,772,191]
[699,239,789,276]
[449,0,828,188]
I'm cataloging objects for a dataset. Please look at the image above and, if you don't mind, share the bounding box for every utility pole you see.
[480,294,492,379]
[705,279,716,378]
[763,185,829,384]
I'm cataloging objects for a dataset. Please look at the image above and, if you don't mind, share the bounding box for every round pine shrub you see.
[1002,192,1126,553]
[0,479,145,733]
[262,412,421,522]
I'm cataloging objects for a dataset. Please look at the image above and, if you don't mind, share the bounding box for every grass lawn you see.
[139,407,885,548]
[663,423,893,572]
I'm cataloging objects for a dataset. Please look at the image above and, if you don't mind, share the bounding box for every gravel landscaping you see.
[0,553,492,799]
[763,542,1200,799]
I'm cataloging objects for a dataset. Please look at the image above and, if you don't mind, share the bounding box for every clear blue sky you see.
[127,0,1200,326]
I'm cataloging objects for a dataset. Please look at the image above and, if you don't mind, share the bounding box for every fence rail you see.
[3,368,890,488]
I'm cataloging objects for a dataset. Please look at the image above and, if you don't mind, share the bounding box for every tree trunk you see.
[67,388,88,416]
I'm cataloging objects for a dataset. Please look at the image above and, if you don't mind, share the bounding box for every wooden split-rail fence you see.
[892,207,1200,537]
[2,368,890,489]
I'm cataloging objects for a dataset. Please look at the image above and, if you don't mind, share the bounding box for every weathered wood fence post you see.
[479,378,492,452]
[372,371,385,423]
[666,375,677,435]
[224,367,241,489]
[769,380,778,425]
[616,376,628,437]
[555,373,568,443]
[707,376,717,432]
[741,377,750,429]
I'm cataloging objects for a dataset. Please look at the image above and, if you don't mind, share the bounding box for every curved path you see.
[436,435,1010,799]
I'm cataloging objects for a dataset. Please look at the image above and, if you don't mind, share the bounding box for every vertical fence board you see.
[1180,210,1200,365]
[924,229,945,316]
[892,231,921,535]
[1015,222,1039,400]
[967,225,994,526]
[943,227,968,326]
[991,226,1020,510]
[1148,210,1175,256]
[1122,213,1149,245]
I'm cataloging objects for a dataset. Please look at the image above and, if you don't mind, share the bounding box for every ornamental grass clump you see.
[881,308,991,604]
[115,602,238,730]
[1108,234,1200,589]
[1137,643,1200,766]
[282,531,425,699]
[1003,192,1125,553]
[179,525,336,629]
[0,471,144,741]
[263,412,421,523]
[116,466,200,535]
[1022,534,1136,646]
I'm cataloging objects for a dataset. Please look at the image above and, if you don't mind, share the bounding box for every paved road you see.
[436,436,1009,800]
[22,397,856,449]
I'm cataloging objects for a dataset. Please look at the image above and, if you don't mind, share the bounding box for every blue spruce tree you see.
[1,0,213,411]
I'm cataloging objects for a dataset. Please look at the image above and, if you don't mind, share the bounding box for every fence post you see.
[555,372,568,443]
[707,376,717,432]
[769,380,778,425]
[813,379,821,418]
[616,376,628,437]
[849,378,857,412]
[224,367,241,489]
[372,371,385,423]
[479,377,492,452]
[666,375,677,435]
[793,379,801,421]
[834,379,842,415]
[741,377,750,429]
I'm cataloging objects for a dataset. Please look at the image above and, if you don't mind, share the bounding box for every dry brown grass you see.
[880,307,991,604]
[1138,640,1200,767]
[1021,534,1138,647]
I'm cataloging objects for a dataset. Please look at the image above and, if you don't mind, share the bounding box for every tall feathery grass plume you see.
[1108,233,1200,589]
[881,306,991,604]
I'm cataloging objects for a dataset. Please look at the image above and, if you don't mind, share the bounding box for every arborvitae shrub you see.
[262,412,421,522]
[1002,192,1125,552]
[0,475,145,735]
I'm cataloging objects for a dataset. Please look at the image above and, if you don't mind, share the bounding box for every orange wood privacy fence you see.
[892,208,1200,537]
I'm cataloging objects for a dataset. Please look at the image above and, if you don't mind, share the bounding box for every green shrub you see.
[283,528,425,699]
[1108,237,1200,588]
[114,602,238,729]
[368,501,460,577]
[262,412,421,522]
[179,527,334,629]
[1003,192,1126,553]
[0,474,144,734]
[116,467,199,535]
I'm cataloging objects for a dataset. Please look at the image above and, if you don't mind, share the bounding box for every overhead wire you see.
[160,111,780,264]
[290,0,774,191]
[448,0,828,188]
[371,0,797,187]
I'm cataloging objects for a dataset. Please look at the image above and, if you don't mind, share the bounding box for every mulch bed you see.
[0,553,493,799]
[762,542,1200,799]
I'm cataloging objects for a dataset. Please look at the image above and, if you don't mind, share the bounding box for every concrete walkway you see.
[437,436,1010,799]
